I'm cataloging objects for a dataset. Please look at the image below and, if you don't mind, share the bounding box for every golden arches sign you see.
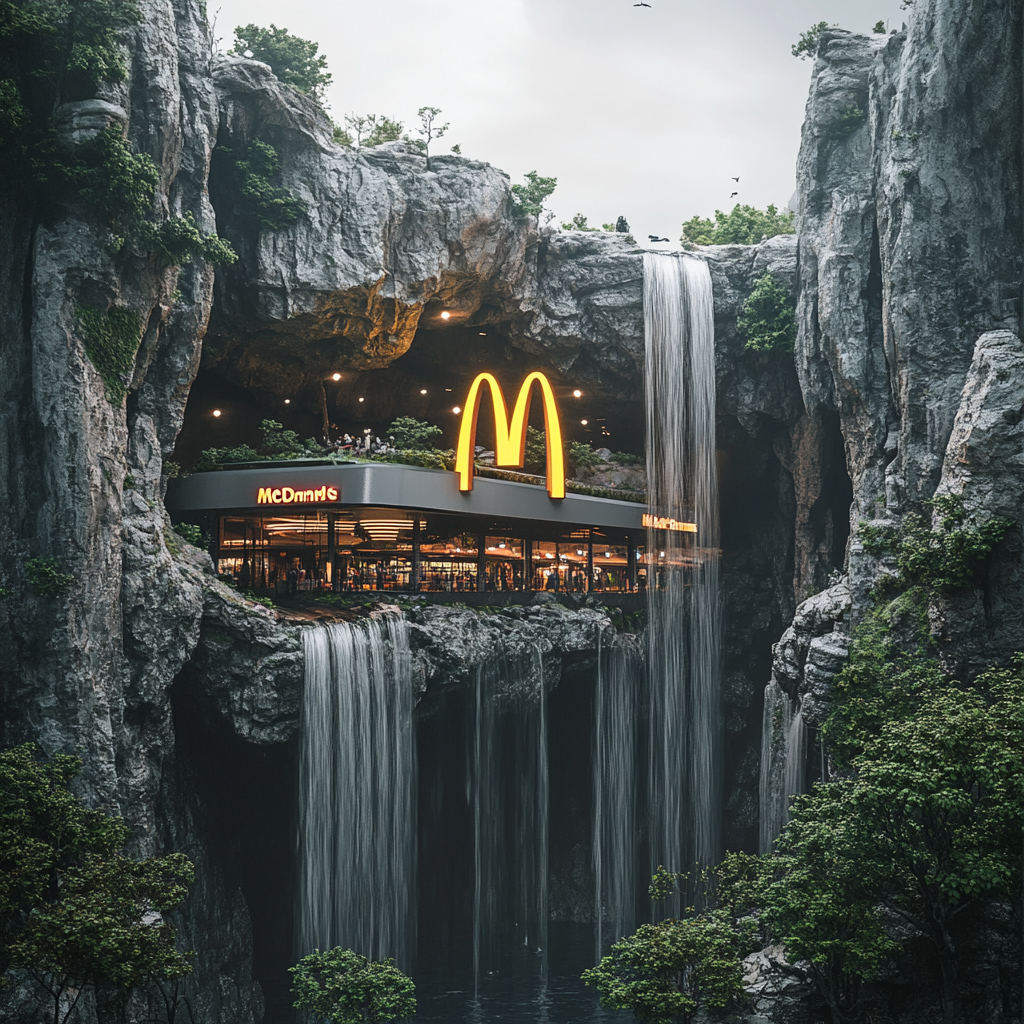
[455,372,566,499]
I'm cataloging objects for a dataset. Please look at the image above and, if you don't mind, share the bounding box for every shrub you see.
[135,213,237,268]
[829,105,867,140]
[230,23,332,100]
[737,273,796,353]
[24,557,74,598]
[61,126,159,223]
[568,440,601,472]
[219,138,304,230]
[173,523,209,549]
[681,204,794,247]
[76,305,143,404]
[792,21,831,60]
[385,417,442,450]
[561,213,599,232]
[290,947,416,1024]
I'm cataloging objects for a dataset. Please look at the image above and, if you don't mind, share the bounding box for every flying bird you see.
[730,192,739,198]
[634,2,651,7]
[731,176,740,182]
[648,235,670,242]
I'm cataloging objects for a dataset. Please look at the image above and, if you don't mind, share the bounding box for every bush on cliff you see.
[230,23,332,101]
[737,273,796,353]
[680,204,794,247]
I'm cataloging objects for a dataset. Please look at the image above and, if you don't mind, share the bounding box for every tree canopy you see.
[230,23,332,100]
[736,273,796,353]
[680,204,794,247]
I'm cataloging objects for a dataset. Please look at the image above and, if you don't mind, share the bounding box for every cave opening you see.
[173,319,645,473]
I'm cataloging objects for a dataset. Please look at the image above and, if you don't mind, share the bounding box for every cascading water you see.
[592,630,642,959]
[758,680,806,853]
[471,648,549,983]
[643,252,722,896]
[297,617,415,966]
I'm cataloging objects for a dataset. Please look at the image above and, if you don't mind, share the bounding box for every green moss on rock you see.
[76,305,142,405]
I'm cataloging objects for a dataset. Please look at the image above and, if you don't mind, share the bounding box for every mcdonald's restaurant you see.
[168,329,699,598]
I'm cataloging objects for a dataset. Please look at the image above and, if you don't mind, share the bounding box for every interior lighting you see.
[284,399,291,404]
[453,406,461,414]
[498,542,506,549]
[546,552,554,559]
[573,389,582,398]
[212,409,222,417]
[479,332,487,336]
[576,549,584,556]
[332,373,341,381]
[581,419,588,426]
[420,389,428,395]
[358,397,365,403]
[604,551,611,558]
[440,311,451,320]
[660,551,666,558]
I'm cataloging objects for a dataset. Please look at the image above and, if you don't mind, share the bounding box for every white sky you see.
[209,0,907,242]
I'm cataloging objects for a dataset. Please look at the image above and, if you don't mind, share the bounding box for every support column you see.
[412,515,421,592]
[627,536,637,592]
[477,531,487,592]
[587,529,594,592]
[327,513,336,592]
[524,538,533,591]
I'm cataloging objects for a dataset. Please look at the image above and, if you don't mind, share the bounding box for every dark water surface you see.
[413,922,627,1024]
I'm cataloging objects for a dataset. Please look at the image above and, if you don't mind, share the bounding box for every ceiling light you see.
[660,551,665,558]
[581,419,588,426]
[332,373,341,381]
[479,332,486,336]
[358,397,365,403]
[573,389,582,398]
[440,311,451,320]
[284,399,291,404]
[212,409,221,417]
[498,542,506,549]
[604,551,611,558]
[576,549,584,556]
[420,389,427,395]
[453,406,461,414]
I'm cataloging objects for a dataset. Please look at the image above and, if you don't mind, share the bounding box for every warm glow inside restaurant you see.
[168,461,698,595]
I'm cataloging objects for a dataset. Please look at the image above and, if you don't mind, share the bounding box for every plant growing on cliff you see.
[829,106,867,140]
[680,204,794,247]
[230,23,332,101]
[737,273,796,353]
[791,21,832,60]
[407,105,448,170]
[217,138,305,230]
[135,213,237,269]
[23,557,75,598]
[509,170,558,219]
[76,305,143,405]
[561,213,599,232]
[0,744,195,1024]
[336,113,404,149]
[290,947,416,1024]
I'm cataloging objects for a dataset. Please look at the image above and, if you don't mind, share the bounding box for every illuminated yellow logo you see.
[455,372,565,499]
[643,513,698,533]
[257,485,339,504]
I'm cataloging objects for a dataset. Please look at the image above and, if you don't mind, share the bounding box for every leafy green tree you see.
[337,114,404,149]
[680,204,794,247]
[523,426,547,474]
[568,440,601,474]
[259,419,320,458]
[762,782,897,1024]
[0,745,194,1024]
[230,23,332,100]
[792,21,831,60]
[509,170,558,219]
[582,913,743,1024]
[385,417,443,450]
[290,947,416,1024]
[219,138,305,230]
[872,20,886,32]
[737,273,796,353]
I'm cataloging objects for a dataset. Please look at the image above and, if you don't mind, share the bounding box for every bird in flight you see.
[648,235,670,242]
[730,192,739,198]
[731,176,740,182]
[634,2,652,7]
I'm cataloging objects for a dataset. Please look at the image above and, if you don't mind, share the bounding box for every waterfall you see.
[297,616,415,966]
[758,680,806,853]
[592,631,642,958]
[471,647,549,980]
[644,252,722,894]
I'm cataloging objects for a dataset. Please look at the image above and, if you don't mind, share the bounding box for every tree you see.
[680,204,794,247]
[337,114,404,149]
[524,426,547,474]
[561,213,598,232]
[410,106,448,170]
[792,21,831,60]
[0,744,194,1024]
[230,23,332,101]
[259,419,320,458]
[509,170,558,219]
[736,273,796,353]
[385,417,443,450]
[761,783,897,1024]
[568,440,601,474]
[290,947,416,1024]
[582,913,743,1024]
[872,20,886,33]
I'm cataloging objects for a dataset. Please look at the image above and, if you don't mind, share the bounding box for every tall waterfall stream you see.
[294,252,723,1021]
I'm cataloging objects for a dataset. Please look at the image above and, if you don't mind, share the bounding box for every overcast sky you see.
[209,0,906,242]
